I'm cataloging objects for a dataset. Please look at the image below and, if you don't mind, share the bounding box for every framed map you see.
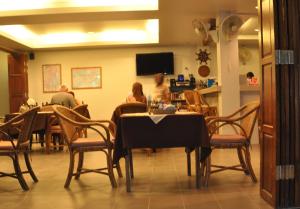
[71,67,102,89]
[42,64,62,93]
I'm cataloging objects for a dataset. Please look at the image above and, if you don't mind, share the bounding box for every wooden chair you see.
[53,105,118,188]
[184,90,197,111]
[73,104,91,137]
[41,105,65,153]
[110,102,147,135]
[73,104,91,119]
[184,90,218,116]
[203,101,260,186]
[0,107,39,191]
[110,102,148,178]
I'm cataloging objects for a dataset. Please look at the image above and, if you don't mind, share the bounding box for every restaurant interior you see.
[0,0,271,209]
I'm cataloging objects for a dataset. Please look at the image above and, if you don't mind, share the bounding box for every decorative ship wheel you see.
[196,49,211,77]
[196,49,211,64]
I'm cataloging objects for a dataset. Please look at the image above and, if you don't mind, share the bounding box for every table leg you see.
[129,149,134,179]
[195,147,201,189]
[125,153,131,192]
[186,149,191,176]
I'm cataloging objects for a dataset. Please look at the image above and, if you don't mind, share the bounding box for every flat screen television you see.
[136,52,174,76]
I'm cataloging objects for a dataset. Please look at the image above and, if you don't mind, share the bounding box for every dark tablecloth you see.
[113,113,211,164]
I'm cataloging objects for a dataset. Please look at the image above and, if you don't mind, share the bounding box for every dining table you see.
[113,111,211,192]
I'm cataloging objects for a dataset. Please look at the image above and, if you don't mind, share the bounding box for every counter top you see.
[198,86,221,95]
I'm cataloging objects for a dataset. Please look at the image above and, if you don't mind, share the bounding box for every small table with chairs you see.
[114,111,211,192]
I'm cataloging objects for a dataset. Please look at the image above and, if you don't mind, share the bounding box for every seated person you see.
[246,72,259,85]
[68,91,81,106]
[51,85,76,108]
[126,82,147,104]
[153,73,170,103]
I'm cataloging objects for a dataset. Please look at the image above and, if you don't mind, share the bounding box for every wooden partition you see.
[259,0,300,208]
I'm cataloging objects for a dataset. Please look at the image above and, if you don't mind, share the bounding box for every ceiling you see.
[0,0,258,52]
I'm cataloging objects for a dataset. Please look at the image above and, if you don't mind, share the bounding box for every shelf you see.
[199,86,221,95]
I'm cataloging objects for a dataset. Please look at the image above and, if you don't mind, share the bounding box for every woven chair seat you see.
[211,134,247,147]
[71,138,106,148]
[0,140,29,150]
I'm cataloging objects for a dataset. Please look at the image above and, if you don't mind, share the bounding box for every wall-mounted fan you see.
[192,19,209,43]
[221,15,243,41]
[192,18,218,46]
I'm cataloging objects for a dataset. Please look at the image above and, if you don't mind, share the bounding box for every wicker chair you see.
[110,102,147,135]
[0,107,39,191]
[41,105,65,153]
[73,104,91,119]
[184,90,218,116]
[203,101,260,186]
[110,102,148,178]
[73,104,91,137]
[53,105,117,188]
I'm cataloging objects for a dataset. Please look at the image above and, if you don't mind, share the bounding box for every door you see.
[259,0,300,208]
[258,0,277,207]
[8,53,28,113]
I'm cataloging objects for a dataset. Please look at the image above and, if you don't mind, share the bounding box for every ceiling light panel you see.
[0,19,159,48]
[0,0,158,12]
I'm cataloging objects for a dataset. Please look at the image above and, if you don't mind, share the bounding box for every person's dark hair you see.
[132,82,144,97]
[246,72,255,79]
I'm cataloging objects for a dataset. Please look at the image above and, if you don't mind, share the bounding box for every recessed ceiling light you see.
[0,0,158,12]
[254,29,259,32]
[255,6,258,9]
[0,19,159,48]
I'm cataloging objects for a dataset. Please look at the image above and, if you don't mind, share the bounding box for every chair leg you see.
[12,154,29,191]
[45,132,51,154]
[59,134,64,151]
[106,150,117,188]
[115,162,123,178]
[24,152,38,182]
[64,151,75,188]
[39,133,44,147]
[244,147,257,183]
[187,150,191,176]
[30,136,33,150]
[75,152,84,180]
[237,147,249,175]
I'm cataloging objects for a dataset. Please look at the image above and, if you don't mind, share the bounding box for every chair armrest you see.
[206,118,248,139]
[74,121,113,143]
[94,120,116,137]
[0,129,16,149]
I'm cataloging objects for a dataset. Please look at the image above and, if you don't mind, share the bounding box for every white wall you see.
[0,51,9,117]
[239,45,260,79]
[28,45,210,119]
[239,44,260,144]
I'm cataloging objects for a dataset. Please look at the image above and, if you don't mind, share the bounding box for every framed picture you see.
[42,64,62,93]
[71,67,102,89]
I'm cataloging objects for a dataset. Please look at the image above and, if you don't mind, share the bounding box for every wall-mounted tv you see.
[136,52,174,76]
